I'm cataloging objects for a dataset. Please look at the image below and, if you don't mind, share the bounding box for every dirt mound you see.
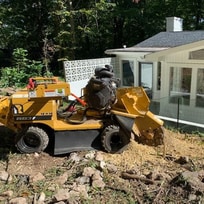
[103,129,204,170]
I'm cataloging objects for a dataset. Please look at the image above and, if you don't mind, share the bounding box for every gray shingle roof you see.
[135,31,204,48]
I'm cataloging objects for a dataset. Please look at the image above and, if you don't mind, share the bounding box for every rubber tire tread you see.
[101,125,130,154]
[16,126,49,154]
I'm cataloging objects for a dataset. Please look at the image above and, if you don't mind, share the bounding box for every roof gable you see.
[135,31,204,48]
[145,39,204,60]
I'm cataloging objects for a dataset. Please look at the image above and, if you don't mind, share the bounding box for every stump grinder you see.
[0,65,164,155]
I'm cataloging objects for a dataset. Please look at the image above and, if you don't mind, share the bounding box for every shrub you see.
[0,48,44,88]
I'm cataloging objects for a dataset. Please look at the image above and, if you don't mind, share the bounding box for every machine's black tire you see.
[101,125,130,154]
[16,126,49,154]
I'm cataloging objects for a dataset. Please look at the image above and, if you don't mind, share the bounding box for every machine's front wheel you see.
[16,126,49,154]
[101,125,130,154]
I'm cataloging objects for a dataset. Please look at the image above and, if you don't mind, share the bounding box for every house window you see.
[122,60,134,86]
[139,62,153,98]
[169,67,192,105]
[196,69,204,107]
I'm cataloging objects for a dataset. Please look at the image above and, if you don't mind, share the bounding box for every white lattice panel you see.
[63,57,117,98]
[63,58,116,82]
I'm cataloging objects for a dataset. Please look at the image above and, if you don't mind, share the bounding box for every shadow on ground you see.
[0,126,16,161]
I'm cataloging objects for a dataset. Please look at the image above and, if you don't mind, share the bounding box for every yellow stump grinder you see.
[0,65,164,155]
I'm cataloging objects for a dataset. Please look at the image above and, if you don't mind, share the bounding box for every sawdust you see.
[102,129,204,170]
[164,129,204,158]
[102,139,163,170]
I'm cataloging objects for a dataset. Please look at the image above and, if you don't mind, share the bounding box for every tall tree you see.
[0,0,51,58]
[1,0,204,72]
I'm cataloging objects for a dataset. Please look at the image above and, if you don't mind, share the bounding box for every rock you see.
[99,161,106,169]
[69,153,81,162]
[91,170,105,189]
[34,152,40,158]
[83,167,95,177]
[188,194,197,201]
[75,176,90,185]
[67,191,80,204]
[9,197,27,204]
[92,179,105,190]
[85,151,95,159]
[71,184,89,199]
[30,172,45,183]
[0,196,5,202]
[1,190,13,197]
[95,151,104,161]
[54,184,89,203]
[16,175,29,186]
[82,166,105,189]
[56,172,68,185]
[92,170,103,181]
[0,170,11,181]
[38,192,46,203]
[54,189,70,202]
[106,163,117,173]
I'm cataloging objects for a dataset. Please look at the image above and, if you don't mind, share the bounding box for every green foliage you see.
[0,48,43,88]
[1,0,204,68]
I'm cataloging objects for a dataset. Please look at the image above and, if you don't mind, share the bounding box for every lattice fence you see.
[63,58,117,82]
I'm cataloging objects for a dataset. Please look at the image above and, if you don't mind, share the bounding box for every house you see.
[105,17,204,130]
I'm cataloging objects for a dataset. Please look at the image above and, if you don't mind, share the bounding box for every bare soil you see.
[0,126,204,203]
